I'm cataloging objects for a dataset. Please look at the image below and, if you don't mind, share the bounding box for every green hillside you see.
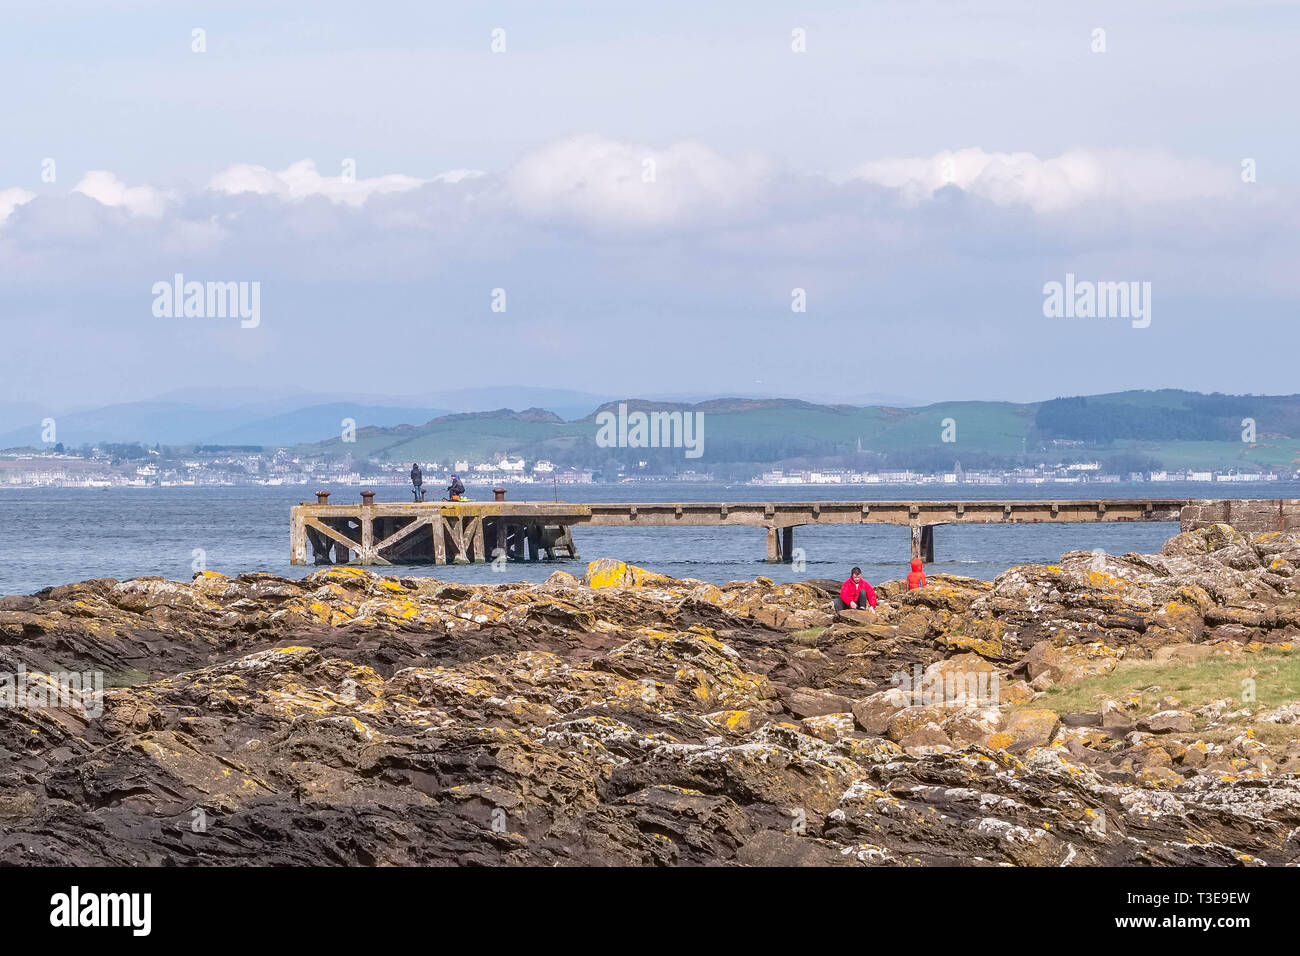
[293,390,1300,474]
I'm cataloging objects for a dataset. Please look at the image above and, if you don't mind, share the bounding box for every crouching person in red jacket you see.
[907,558,927,590]
[839,567,877,611]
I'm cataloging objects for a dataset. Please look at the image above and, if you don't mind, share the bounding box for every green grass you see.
[1034,646,1300,719]
[789,626,828,645]
[102,667,151,688]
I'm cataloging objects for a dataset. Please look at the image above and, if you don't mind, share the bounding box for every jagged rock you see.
[1137,711,1195,734]
[756,606,834,630]
[898,723,953,753]
[787,688,855,718]
[5,524,1300,866]
[887,706,951,742]
[941,708,1000,746]
[988,709,1060,752]
[836,608,876,625]
[801,713,856,742]
[1100,698,1133,728]
[851,691,906,736]
[582,558,674,589]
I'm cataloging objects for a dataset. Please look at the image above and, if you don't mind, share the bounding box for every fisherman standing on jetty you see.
[410,462,423,501]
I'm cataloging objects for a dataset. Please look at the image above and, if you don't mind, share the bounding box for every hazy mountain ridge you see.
[290,390,1300,474]
[0,401,451,448]
[7,389,1300,475]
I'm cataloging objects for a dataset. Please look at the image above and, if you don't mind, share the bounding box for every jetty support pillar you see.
[291,506,307,564]
[765,525,795,563]
[911,524,935,563]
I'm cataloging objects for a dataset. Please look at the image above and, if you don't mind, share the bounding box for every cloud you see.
[207,159,437,207]
[0,138,1290,295]
[852,147,1233,212]
[6,141,1249,241]
[0,135,1295,408]
[0,188,35,224]
[72,171,168,217]
[506,134,771,228]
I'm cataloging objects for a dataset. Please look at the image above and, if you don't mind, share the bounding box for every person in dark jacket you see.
[839,567,877,610]
[446,474,466,500]
[410,463,423,501]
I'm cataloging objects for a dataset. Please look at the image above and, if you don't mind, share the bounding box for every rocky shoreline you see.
[4,522,1300,866]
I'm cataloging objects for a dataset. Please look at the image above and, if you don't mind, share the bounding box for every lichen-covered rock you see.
[852,691,906,736]
[6,525,1300,865]
[582,558,675,589]
[1138,711,1195,734]
[988,709,1061,752]
[787,688,855,718]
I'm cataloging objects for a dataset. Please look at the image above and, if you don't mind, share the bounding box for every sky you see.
[1,0,1298,411]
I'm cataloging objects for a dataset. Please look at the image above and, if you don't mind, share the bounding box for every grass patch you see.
[789,626,828,645]
[1200,721,1298,748]
[1033,646,1300,718]
[102,667,151,688]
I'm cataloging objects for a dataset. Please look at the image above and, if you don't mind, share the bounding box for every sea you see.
[1,481,1297,596]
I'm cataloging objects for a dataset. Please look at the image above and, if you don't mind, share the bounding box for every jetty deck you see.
[289,495,1300,567]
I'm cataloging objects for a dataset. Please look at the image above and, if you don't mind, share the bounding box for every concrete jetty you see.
[288,494,1300,567]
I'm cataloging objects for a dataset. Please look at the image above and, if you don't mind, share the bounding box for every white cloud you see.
[207,159,432,207]
[1,136,1296,405]
[506,134,770,228]
[432,169,485,185]
[852,147,1232,212]
[0,188,36,223]
[72,170,168,217]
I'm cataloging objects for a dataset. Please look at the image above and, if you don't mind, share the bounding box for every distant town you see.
[0,446,1292,489]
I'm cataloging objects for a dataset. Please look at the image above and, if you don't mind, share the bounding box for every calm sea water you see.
[2,482,1296,596]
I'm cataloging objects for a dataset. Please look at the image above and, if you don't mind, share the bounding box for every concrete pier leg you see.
[471,517,486,563]
[781,527,793,564]
[432,518,447,565]
[452,517,469,564]
[910,525,921,561]
[361,517,374,566]
[557,525,578,560]
[291,509,307,565]
[766,527,780,562]
[921,525,935,563]
[506,524,524,561]
[305,526,326,565]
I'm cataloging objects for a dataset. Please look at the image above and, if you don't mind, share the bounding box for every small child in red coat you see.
[906,558,927,590]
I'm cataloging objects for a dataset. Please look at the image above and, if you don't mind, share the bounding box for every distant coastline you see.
[0,455,1293,491]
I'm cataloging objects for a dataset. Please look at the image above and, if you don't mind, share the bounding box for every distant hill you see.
[202,403,449,446]
[0,400,449,448]
[0,386,615,449]
[0,400,51,437]
[292,389,1300,474]
[9,389,1300,473]
[1034,390,1300,442]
